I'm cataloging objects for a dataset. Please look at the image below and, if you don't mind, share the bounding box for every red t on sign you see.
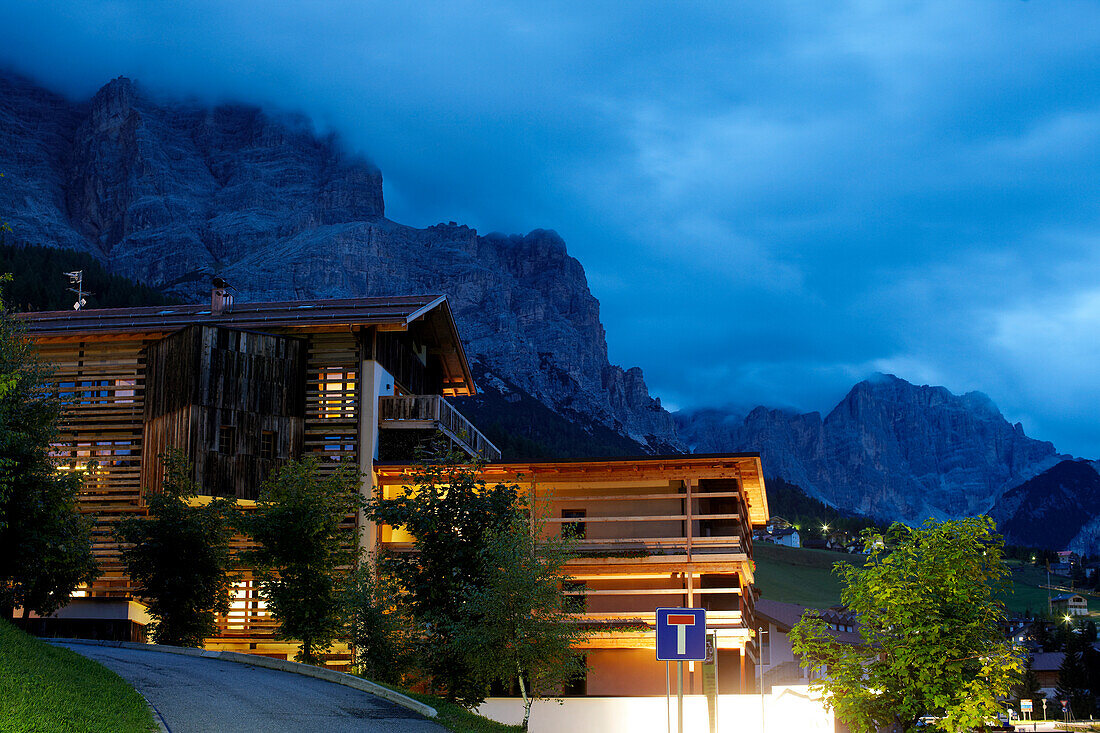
[667,614,697,655]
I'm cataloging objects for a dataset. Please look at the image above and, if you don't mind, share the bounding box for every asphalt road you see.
[55,643,445,733]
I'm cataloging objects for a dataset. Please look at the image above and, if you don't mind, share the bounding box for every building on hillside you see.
[754,525,800,548]
[1050,551,1080,578]
[1051,593,1089,617]
[14,287,771,694]
[754,599,861,693]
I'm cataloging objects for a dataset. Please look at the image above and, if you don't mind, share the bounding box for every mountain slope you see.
[990,460,1100,552]
[0,71,680,456]
[677,373,1065,522]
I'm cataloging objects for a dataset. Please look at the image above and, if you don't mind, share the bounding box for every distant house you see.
[1032,652,1063,698]
[773,527,801,548]
[1051,552,1081,578]
[754,518,801,548]
[1051,593,1089,617]
[755,599,861,692]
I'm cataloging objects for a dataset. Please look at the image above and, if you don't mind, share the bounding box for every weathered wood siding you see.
[142,325,306,499]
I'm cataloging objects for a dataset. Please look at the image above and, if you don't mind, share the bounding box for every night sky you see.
[3,2,1100,457]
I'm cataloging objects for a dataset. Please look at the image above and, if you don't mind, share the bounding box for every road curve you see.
[55,643,445,733]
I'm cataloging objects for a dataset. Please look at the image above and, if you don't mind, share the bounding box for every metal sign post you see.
[656,608,707,733]
[1041,697,1047,721]
[666,661,671,733]
[702,631,719,733]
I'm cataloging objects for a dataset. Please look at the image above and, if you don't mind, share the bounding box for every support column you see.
[685,479,694,561]
[357,334,395,559]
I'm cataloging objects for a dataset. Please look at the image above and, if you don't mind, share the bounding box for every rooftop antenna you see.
[64,270,90,310]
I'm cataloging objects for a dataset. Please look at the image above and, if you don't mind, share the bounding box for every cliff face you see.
[0,72,680,454]
[677,373,1065,522]
[990,460,1100,553]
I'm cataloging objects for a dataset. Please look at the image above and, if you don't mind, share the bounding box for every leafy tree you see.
[0,273,97,618]
[1012,656,1042,709]
[365,437,524,704]
[789,517,1022,733]
[457,511,587,730]
[1033,620,1055,652]
[1057,630,1092,720]
[343,555,415,685]
[241,456,362,664]
[117,451,235,646]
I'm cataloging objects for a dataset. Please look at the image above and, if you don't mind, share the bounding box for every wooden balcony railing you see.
[378,395,502,462]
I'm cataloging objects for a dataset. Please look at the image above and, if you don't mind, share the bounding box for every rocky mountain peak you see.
[0,71,679,455]
[678,374,1065,522]
[88,76,138,126]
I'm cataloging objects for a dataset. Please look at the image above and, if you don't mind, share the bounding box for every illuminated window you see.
[318,369,357,418]
[114,378,135,403]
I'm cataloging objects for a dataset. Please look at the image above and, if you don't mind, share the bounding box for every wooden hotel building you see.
[16,289,769,694]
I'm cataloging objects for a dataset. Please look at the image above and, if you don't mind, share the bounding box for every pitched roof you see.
[15,295,477,395]
[1031,651,1064,672]
[15,295,447,335]
[755,598,862,644]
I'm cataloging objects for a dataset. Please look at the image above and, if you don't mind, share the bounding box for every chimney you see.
[211,277,234,316]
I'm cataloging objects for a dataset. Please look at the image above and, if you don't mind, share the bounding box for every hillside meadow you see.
[754,542,1071,616]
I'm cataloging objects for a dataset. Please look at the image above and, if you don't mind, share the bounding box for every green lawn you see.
[754,542,857,607]
[0,620,154,732]
[755,543,1061,615]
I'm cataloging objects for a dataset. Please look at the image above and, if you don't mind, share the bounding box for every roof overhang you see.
[15,294,478,395]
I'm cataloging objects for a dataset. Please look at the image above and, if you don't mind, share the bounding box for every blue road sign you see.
[656,607,707,661]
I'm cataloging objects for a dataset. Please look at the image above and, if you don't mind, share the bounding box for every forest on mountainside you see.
[0,242,177,311]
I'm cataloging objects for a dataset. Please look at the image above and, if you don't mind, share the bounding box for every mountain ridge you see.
[677,372,1069,523]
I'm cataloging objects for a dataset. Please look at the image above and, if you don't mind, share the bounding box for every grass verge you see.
[370,680,522,733]
[0,619,154,732]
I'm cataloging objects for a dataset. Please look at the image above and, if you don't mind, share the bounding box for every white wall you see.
[477,686,833,733]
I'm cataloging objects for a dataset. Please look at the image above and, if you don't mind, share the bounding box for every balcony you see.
[378,395,502,462]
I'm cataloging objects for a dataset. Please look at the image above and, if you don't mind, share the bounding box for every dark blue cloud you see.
[3,0,1100,456]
